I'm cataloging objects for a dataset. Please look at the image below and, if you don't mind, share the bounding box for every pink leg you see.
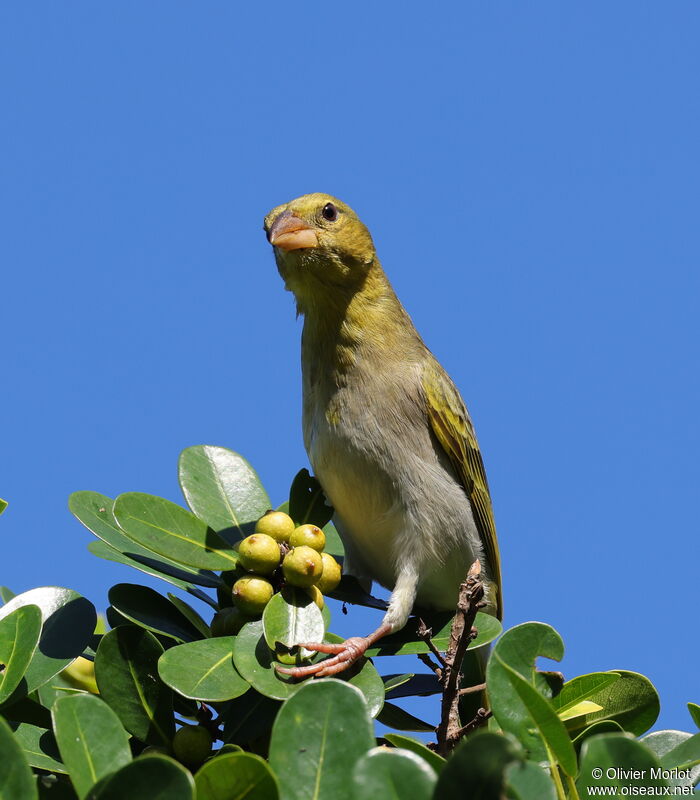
[276,623,392,678]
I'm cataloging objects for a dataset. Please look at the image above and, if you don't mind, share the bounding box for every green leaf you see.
[114,493,239,571]
[0,588,96,694]
[577,733,669,794]
[504,760,557,800]
[384,734,446,774]
[353,747,436,799]
[0,716,37,800]
[1,696,52,728]
[565,670,660,736]
[10,722,65,773]
[499,657,577,775]
[94,627,174,747]
[71,492,222,591]
[687,702,700,730]
[382,674,414,694]
[0,605,42,705]
[385,673,441,699]
[434,732,523,800]
[262,588,325,657]
[166,595,212,639]
[269,679,374,800]
[377,702,433,732]
[53,694,131,799]
[178,446,271,544]
[551,672,620,715]
[87,754,194,799]
[572,720,623,750]
[322,521,345,558]
[367,611,501,657]
[0,586,16,605]
[220,691,281,746]
[0,499,7,516]
[107,584,203,643]
[194,752,279,800]
[288,469,333,528]
[157,637,249,702]
[232,622,384,716]
[642,730,700,787]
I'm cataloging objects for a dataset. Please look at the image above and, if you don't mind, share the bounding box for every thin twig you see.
[453,708,492,739]
[457,682,486,696]
[417,652,443,679]
[434,559,486,756]
[417,619,448,669]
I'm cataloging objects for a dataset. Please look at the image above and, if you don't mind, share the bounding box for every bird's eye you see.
[322,203,338,222]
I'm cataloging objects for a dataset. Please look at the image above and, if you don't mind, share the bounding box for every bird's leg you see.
[276,563,418,679]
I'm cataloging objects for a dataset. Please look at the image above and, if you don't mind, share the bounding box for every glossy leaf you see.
[88,754,194,799]
[322,521,345,558]
[87,542,219,607]
[688,702,700,729]
[0,604,42,705]
[0,586,15,604]
[382,674,414,694]
[262,588,325,656]
[642,730,700,788]
[353,747,436,799]
[385,673,441,699]
[220,691,281,746]
[194,752,279,800]
[53,694,131,799]
[565,670,660,736]
[377,702,434,732]
[504,761,557,800]
[157,637,249,702]
[577,733,668,794]
[114,492,238,570]
[572,720,624,750]
[288,469,333,528]
[496,656,577,776]
[108,584,203,643]
[0,588,96,694]
[178,445,271,543]
[384,734,446,774]
[367,611,501,657]
[269,679,373,800]
[11,722,65,773]
[233,622,384,715]
[435,732,522,800]
[551,672,620,715]
[166,594,211,639]
[486,622,564,762]
[0,499,7,515]
[0,716,37,800]
[94,627,174,747]
[72,491,222,593]
[1,696,52,728]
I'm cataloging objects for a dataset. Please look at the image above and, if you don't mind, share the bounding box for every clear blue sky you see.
[1,4,698,733]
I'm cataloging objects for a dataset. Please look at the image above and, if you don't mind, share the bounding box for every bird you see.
[263,193,501,678]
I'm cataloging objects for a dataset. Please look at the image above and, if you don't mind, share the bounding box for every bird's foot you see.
[275,637,370,678]
[275,623,392,679]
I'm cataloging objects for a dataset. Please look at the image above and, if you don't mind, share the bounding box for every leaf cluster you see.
[0,446,697,799]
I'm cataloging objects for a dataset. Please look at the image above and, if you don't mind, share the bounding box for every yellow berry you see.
[305,584,325,610]
[289,524,326,552]
[237,534,281,575]
[172,725,212,766]
[282,546,324,588]
[254,510,296,543]
[232,576,274,614]
[316,553,342,594]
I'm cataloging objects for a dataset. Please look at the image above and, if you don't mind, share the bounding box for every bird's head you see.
[264,193,376,308]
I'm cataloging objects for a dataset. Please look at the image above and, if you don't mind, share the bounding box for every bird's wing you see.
[422,359,503,619]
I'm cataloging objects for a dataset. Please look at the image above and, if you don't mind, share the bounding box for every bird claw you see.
[275,636,370,679]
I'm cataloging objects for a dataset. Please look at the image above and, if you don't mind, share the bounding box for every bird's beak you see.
[269,212,319,251]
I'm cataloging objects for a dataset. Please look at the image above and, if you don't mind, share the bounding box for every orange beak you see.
[269,212,319,251]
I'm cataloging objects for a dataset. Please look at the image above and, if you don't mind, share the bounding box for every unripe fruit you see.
[210,606,251,636]
[255,510,296,543]
[316,553,343,594]
[232,576,274,614]
[289,524,326,552]
[237,534,281,575]
[305,584,325,610]
[172,725,212,766]
[282,546,323,588]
